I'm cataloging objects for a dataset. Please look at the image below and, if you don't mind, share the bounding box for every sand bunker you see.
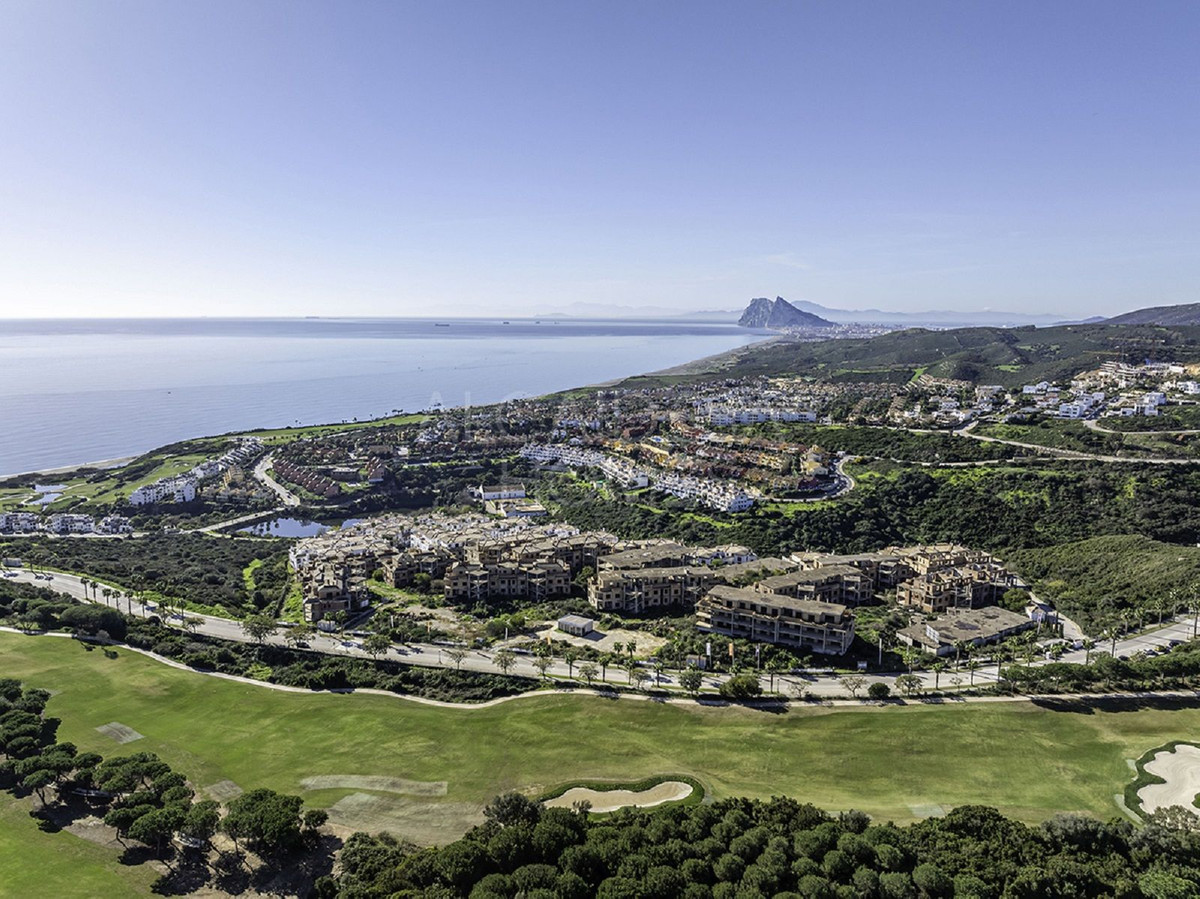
[300,775,447,797]
[544,781,693,813]
[1138,744,1200,815]
[95,722,143,744]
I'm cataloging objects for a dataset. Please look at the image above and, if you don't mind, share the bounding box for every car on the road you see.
[294,640,309,648]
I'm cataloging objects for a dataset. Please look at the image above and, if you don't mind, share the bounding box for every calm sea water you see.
[0,317,765,475]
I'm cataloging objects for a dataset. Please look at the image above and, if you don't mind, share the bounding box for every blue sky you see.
[0,1,1197,318]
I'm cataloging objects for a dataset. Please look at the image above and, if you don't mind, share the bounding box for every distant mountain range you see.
[737,296,832,329]
[1104,302,1200,326]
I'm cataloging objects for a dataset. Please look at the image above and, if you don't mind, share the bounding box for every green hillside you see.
[626,324,1200,387]
[1106,303,1200,326]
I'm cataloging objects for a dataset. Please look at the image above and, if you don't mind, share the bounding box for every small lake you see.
[238,516,362,538]
[29,484,66,505]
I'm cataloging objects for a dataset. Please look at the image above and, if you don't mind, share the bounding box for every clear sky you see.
[1,0,1197,319]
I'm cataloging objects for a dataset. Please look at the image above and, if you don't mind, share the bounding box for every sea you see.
[0,317,767,476]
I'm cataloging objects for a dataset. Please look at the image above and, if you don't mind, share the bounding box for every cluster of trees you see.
[124,620,536,703]
[545,460,1200,560]
[4,534,290,616]
[0,580,128,639]
[1006,535,1200,630]
[743,424,1025,464]
[0,678,327,891]
[323,792,1200,898]
[1000,645,1200,695]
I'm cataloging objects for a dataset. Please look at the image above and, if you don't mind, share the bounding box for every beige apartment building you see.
[753,565,871,606]
[696,585,854,656]
[444,559,571,603]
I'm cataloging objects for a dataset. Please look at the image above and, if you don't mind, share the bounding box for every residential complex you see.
[696,585,855,656]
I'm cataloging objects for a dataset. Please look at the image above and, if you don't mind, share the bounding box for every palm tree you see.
[1082,638,1096,665]
[966,659,980,686]
[599,653,612,683]
[563,648,578,678]
[931,661,946,690]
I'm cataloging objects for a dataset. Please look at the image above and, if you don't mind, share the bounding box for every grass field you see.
[5,633,1197,834]
[0,792,159,896]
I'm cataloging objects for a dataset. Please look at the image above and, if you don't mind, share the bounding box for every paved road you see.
[13,568,1199,701]
[253,455,301,506]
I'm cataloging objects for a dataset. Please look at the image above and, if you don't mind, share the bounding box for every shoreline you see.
[2,329,777,479]
[0,455,137,482]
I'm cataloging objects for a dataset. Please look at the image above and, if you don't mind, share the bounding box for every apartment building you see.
[789,550,914,590]
[896,606,1034,656]
[444,558,571,603]
[896,563,1017,614]
[753,565,871,607]
[696,585,854,656]
[588,566,724,614]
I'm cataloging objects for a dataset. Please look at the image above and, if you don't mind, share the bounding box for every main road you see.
[12,568,1197,702]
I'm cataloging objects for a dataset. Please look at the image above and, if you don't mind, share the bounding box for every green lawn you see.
[5,633,1195,837]
[232,413,427,445]
[0,792,159,896]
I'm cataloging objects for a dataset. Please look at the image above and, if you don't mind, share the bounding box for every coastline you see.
[2,325,777,478]
[0,455,137,482]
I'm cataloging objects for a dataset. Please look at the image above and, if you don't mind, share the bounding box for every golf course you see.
[4,630,1200,894]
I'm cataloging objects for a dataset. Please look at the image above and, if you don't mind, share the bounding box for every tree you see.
[362,633,392,660]
[128,805,185,857]
[222,788,305,856]
[180,800,220,849]
[446,647,468,671]
[533,655,553,681]
[21,769,55,805]
[867,682,891,702]
[840,675,866,699]
[896,674,922,697]
[719,673,762,700]
[765,657,789,693]
[631,668,651,691]
[931,662,947,690]
[578,662,599,687]
[563,647,579,678]
[494,649,517,676]
[240,614,277,645]
[678,666,704,696]
[285,622,316,649]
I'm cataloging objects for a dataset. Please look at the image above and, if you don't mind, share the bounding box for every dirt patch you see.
[300,775,447,796]
[326,792,484,845]
[205,780,244,801]
[907,803,947,818]
[528,624,667,657]
[64,814,123,849]
[544,781,692,813]
[1139,744,1200,814]
[95,722,143,744]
